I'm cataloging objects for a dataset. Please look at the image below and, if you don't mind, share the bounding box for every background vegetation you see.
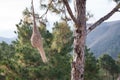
[0,0,120,79]
[0,9,120,80]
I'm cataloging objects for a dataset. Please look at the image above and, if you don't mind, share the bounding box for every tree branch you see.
[87,3,120,34]
[31,0,37,28]
[39,0,53,19]
[62,0,77,23]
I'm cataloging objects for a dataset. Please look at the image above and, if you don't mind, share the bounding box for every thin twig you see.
[39,0,53,19]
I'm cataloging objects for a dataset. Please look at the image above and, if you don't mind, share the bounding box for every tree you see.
[0,42,17,80]
[116,54,120,79]
[11,8,73,79]
[47,21,73,80]
[84,47,100,80]
[98,54,119,80]
[51,21,73,54]
[31,0,120,80]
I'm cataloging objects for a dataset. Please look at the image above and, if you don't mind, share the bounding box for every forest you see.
[0,12,120,79]
[0,0,120,80]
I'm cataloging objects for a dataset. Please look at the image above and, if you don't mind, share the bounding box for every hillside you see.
[87,20,120,58]
[0,20,120,58]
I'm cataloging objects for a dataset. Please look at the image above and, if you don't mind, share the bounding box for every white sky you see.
[0,0,120,38]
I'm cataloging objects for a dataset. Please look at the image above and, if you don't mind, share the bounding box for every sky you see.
[0,0,120,38]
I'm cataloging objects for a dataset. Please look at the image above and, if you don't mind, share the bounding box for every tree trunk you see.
[117,74,120,80]
[71,0,86,80]
[62,0,119,80]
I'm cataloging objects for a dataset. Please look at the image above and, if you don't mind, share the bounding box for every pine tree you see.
[38,0,120,80]
[84,47,100,80]
[98,54,119,80]
[10,9,73,79]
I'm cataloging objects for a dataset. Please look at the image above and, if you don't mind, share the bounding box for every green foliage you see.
[84,47,100,80]
[0,1,120,79]
[48,21,73,80]
[0,9,73,79]
[0,41,17,80]
[51,21,73,54]
[98,54,118,74]
[116,54,120,73]
[39,0,72,22]
[98,54,119,80]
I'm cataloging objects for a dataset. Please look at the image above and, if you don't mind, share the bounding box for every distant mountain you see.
[0,20,120,58]
[0,37,16,44]
[87,20,120,58]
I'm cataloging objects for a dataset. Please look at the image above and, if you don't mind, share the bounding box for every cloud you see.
[0,0,31,37]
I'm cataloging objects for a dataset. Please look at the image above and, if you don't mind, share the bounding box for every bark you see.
[63,0,86,80]
[31,0,37,32]
[63,0,77,23]
[117,74,120,80]
[71,0,86,80]
[87,3,120,34]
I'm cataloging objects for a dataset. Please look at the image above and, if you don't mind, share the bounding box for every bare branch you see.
[62,0,77,23]
[87,3,120,34]
[39,0,53,19]
[31,0,37,28]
